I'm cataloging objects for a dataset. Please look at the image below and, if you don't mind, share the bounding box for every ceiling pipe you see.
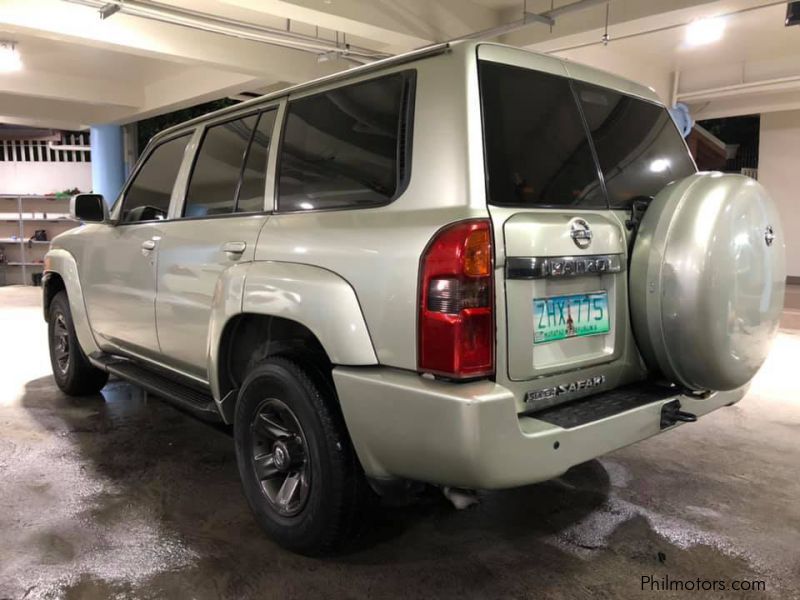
[677,75,800,102]
[545,0,610,19]
[61,0,389,63]
[451,0,610,42]
[545,0,786,54]
[61,0,614,66]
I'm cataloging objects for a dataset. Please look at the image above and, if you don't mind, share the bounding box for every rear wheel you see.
[48,291,108,396]
[234,357,370,555]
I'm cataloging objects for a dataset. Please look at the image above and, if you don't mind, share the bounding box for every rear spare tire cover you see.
[630,173,785,391]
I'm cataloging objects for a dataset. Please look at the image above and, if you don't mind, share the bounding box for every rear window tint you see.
[575,82,696,209]
[479,61,604,208]
[278,71,413,212]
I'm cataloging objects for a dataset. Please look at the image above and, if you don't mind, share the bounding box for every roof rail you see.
[153,43,451,142]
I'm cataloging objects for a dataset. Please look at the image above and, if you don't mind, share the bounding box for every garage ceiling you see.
[0,0,797,128]
[519,0,800,119]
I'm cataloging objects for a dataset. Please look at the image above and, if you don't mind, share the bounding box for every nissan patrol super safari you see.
[43,42,785,554]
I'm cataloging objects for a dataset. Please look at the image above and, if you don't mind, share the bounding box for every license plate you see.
[533,291,610,344]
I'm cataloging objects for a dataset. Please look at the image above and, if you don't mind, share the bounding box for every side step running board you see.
[90,355,221,422]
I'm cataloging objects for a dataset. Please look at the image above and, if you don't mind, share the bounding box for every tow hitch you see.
[660,400,698,429]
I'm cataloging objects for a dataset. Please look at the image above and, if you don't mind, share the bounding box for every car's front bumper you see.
[333,366,746,489]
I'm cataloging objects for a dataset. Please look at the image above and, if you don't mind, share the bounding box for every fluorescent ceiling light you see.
[685,17,725,46]
[0,41,22,72]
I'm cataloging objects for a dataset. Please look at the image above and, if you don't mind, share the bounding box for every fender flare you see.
[207,261,378,402]
[43,249,101,356]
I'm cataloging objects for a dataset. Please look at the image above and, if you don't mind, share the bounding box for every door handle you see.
[223,241,246,255]
[141,239,157,251]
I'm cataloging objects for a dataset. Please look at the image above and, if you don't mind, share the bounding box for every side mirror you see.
[71,193,108,223]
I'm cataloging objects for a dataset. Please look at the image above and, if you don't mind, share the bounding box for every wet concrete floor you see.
[1,285,799,599]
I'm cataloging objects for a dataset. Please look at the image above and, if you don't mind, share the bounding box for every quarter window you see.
[278,72,412,212]
[184,115,258,217]
[479,61,603,208]
[121,134,191,223]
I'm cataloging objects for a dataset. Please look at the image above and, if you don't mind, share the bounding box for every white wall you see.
[759,110,800,278]
[0,162,92,195]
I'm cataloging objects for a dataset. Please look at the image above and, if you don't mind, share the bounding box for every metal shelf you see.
[0,194,72,200]
[0,194,78,285]
[2,218,73,223]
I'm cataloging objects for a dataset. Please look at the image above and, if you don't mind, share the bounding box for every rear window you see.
[574,82,696,209]
[277,71,414,212]
[479,61,604,208]
[479,61,696,211]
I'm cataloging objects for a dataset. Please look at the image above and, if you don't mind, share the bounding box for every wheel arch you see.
[42,271,66,321]
[208,261,379,423]
[215,313,335,422]
[42,249,101,356]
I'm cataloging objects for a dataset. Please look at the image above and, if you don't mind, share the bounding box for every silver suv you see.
[43,42,785,554]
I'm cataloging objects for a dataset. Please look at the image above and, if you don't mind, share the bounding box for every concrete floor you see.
[1,285,799,600]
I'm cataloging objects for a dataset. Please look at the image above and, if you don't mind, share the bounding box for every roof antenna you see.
[602,2,610,45]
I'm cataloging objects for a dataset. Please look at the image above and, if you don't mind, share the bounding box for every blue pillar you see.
[90,124,125,206]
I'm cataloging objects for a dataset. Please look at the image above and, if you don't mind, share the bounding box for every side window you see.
[121,134,191,223]
[237,109,277,213]
[478,61,603,208]
[278,72,412,212]
[183,115,257,218]
[574,82,696,209]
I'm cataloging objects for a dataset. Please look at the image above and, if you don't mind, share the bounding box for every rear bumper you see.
[333,367,747,489]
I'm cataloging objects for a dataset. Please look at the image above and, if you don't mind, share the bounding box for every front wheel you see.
[234,357,370,555]
[48,291,109,396]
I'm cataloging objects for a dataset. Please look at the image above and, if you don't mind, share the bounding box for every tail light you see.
[418,219,494,379]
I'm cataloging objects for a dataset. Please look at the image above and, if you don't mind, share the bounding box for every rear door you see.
[154,105,280,380]
[477,46,695,392]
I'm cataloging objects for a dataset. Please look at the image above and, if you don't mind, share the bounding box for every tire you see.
[234,356,370,555]
[630,173,784,391]
[48,291,109,396]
